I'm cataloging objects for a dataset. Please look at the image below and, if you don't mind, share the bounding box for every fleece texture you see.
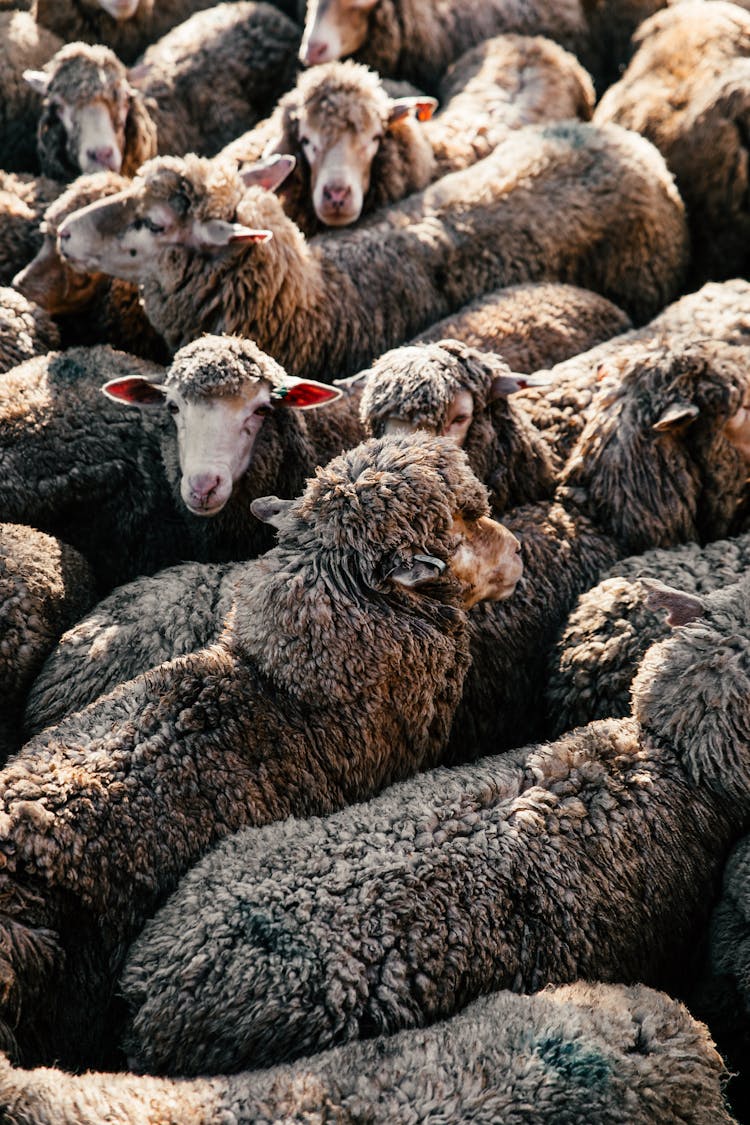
[120,577,750,1077]
[0,12,62,173]
[0,287,59,373]
[0,171,62,285]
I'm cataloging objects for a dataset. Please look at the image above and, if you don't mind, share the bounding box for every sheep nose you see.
[323,183,351,209]
[188,473,221,501]
[300,40,329,66]
[87,146,118,171]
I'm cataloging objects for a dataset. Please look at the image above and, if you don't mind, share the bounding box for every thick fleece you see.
[594,1,750,285]
[0,288,59,373]
[546,532,750,734]
[0,172,62,286]
[0,984,735,1123]
[0,524,94,762]
[120,576,750,1076]
[0,346,183,590]
[412,282,632,372]
[12,172,170,362]
[0,12,62,173]
[62,121,687,372]
[134,2,302,158]
[0,434,516,1069]
[448,335,750,758]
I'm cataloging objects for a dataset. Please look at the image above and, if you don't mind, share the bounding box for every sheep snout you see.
[451,515,523,607]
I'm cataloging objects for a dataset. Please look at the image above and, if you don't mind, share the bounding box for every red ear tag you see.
[415,101,437,122]
[273,382,342,407]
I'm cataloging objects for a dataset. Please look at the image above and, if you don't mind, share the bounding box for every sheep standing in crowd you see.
[24,338,544,735]
[0,524,95,759]
[0,12,63,172]
[118,576,750,1079]
[0,984,735,1124]
[130,1,303,157]
[0,172,61,285]
[222,35,593,235]
[23,43,157,181]
[412,283,632,372]
[56,121,688,372]
[546,531,750,734]
[594,1,750,284]
[12,172,170,361]
[0,287,59,372]
[298,0,591,92]
[0,434,521,1068]
[512,277,750,462]
[446,337,750,758]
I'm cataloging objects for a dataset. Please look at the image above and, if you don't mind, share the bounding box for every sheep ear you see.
[652,401,700,433]
[101,375,166,407]
[23,69,50,95]
[240,155,296,194]
[488,371,553,399]
[192,219,273,247]
[387,96,438,127]
[127,62,153,87]
[388,553,446,589]
[250,495,294,528]
[273,378,342,409]
[641,578,706,626]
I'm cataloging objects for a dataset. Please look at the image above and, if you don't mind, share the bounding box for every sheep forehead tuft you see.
[45,172,130,230]
[291,60,390,136]
[290,433,490,559]
[46,44,128,107]
[165,335,288,400]
[136,155,245,222]
[607,342,744,423]
[361,342,508,431]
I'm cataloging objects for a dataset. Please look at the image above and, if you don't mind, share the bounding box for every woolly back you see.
[558,340,749,552]
[633,575,750,802]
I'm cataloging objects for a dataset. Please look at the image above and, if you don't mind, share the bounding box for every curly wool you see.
[0,434,485,1069]
[119,577,750,1078]
[0,172,62,285]
[0,287,59,373]
[0,12,62,173]
[594,1,750,285]
[0,984,734,1124]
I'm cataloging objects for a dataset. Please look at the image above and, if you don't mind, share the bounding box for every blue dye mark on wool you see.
[535,1035,612,1091]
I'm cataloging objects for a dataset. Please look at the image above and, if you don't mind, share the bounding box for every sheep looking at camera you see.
[0,984,734,1124]
[0,433,521,1068]
[57,121,688,373]
[118,576,750,1078]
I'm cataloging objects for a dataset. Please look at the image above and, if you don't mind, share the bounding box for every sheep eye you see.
[254,403,273,417]
[167,401,179,415]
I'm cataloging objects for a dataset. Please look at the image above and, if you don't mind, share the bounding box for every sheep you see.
[593,1,750,285]
[0,984,735,1124]
[117,574,750,1078]
[297,0,592,95]
[23,338,543,736]
[445,335,750,759]
[0,433,522,1068]
[0,12,63,173]
[23,43,157,181]
[0,172,62,285]
[0,345,184,590]
[221,35,594,235]
[545,531,750,735]
[0,524,95,762]
[56,120,689,374]
[12,171,170,362]
[689,833,750,1124]
[512,277,750,463]
[0,287,59,373]
[129,1,302,158]
[411,282,632,374]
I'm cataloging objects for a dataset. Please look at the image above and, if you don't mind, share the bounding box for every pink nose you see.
[323,183,352,209]
[301,40,329,66]
[86,146,119,171]
[188,473,221,502]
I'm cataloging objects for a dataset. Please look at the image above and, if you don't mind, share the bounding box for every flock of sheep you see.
[1,0,750,1121]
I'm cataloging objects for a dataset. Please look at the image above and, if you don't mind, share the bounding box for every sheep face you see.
[724,392,750,463]
[380,388,475,447]
[448,512,522,607]
[300,0,379,67]
[96,0,141,18]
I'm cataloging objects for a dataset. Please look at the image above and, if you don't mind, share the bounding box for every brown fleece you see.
[0,287,59,373]
[0,172,62,285]
[0,12,62,173]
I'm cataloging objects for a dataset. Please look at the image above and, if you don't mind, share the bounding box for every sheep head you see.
[13,172,130,314]
[102,336,341,517]
[300,0,379,67]
[267,60,435,226]
[25,44,156,180]
[633,575,750,803]
[55,155,292,282]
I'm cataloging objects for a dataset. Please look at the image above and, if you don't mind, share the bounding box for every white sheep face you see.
[382,390,476,448]
[300,0,379,67]
[305,128,379,225]
[57,96,127,175]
